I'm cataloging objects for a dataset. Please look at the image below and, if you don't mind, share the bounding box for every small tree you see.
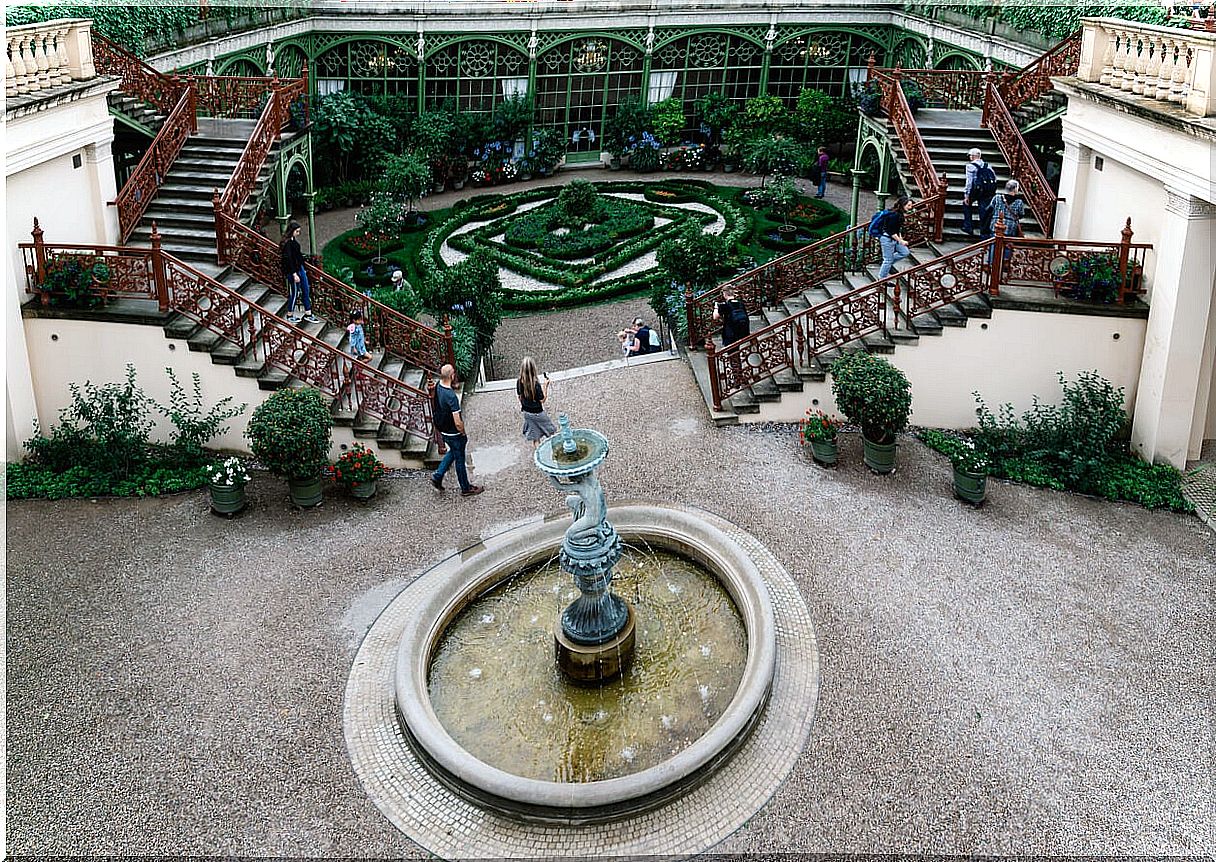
[492,93,534,143]
[830,352,912,445]
[419,250,504,356]
[557,179,598,224]
[356,194,404,261]
[740,95,788,136]
[604,98,650,158]
[696,91,737,151]
[657,222,730,291]
[743,134,803,187]
[767,175,798,226]
[382,152,431,214]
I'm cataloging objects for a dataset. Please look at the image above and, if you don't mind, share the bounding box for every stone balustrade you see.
[5,19,95,99]
[1078,17,1216,117]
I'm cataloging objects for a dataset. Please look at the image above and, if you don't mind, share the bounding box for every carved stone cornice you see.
[1165,188,1216,220]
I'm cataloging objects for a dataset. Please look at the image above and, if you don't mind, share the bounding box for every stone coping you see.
[344,502,819,857]
[990,286,1150,318]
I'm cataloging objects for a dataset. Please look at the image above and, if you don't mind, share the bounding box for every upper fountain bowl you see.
[534,426,609,477]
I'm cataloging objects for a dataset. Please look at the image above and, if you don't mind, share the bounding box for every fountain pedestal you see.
[535,415,635,682]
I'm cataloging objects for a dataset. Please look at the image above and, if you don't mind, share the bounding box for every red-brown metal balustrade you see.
[704,217,1150,411]
[20,222,437,445]
[685,198,943,348]
[94,34,197,242]
[996,30,1083,112]
[212,77,453,376]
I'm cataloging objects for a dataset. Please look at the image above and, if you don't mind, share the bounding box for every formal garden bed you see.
[322,178,846,312]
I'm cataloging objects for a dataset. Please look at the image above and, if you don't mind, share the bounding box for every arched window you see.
[650,33,765,139]
[535,38,644,159]
[424,39,528,113]
[314,40,418,99]
[768,32,886,105]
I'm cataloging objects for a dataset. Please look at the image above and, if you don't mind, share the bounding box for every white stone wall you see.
[741,307,1148,430]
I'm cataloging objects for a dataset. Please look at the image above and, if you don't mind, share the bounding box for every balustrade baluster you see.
[1170,44,1190,103]
[1133,33,1156,94]
[1099,27,1116,85]
[5,36,19,97]
[32,31,51,89]
[16,36,35,94]
[53,26,71,83]
[1121,33,1140,91]
[1113,29,1133,89]
[1156,38,1177,101]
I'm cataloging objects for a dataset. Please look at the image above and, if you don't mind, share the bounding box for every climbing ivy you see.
[4,2,282,55]
[909,1,1167,43]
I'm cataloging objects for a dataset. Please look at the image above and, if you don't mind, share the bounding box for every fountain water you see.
[534,414,635,681]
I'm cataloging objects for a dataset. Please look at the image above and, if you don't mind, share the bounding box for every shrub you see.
[158,369,246,465]
[245,388,333,479]
[657,221,731,291]
[557,179,599,223]
[649,97,686,146]
[25,364,153,478]
[449,316,478,380]
[205,457,251,488]
[419,250,503,355]
[800,410,841,443]
[630,144,661,172]
[918,428,990,473]
[41,254,104,308]
[830,352,912,444]
[369,283,422,319]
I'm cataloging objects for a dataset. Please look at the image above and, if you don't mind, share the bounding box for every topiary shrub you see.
[830,352,912,444]
[245,388,332,480]
[557,179,599,223]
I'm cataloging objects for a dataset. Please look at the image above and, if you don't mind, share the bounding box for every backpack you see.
[648,327,661,349]
[726,300,749,330]
[971,161,998,200]
[867,209,890,238]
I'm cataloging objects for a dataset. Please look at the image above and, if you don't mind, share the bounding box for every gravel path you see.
[8,360,1211,857]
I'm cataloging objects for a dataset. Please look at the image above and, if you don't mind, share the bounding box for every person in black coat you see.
[713,286,749,346]
[279,221,317,324]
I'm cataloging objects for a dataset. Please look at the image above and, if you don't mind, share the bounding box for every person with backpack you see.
[628,317,660,356]
[713,286,750,346]
[987,179,1026,275]
[871,195,911,279]
[962,148,999,239]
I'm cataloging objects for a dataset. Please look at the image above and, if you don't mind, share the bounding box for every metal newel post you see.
[684,283,696,347]
[1118,217,1134,301]
[866,52,876,84]
[937,171,948,240]
[989,213,1007,296]
[150,221,169,312]
[31,218,48,305]
[706,337,722,411]
[443,316,456,369]
[301,62,310,128]
[212,189,225,263]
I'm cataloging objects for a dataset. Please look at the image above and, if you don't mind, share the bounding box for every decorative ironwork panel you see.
[983,93,1056,235]
[191,75,278,119]
[894,69,987,109]
[712,326,794,402]
[805,286,884,355]
[998,31,1081,112]
[114,93,194,241]
[898,246,987,319]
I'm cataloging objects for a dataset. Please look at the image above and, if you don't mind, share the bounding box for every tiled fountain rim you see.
[344,502,820,857]
[394,504,777,819]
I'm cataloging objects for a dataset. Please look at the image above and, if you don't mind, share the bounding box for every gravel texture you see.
[7,359,1213,856]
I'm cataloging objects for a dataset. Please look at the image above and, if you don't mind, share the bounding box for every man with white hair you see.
[962,147,998,239]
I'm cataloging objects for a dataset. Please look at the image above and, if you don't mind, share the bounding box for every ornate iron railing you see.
[190,74,287,119]
[982,88,1061,236]
[996,30,1083,112]
[686,197,941,347]
[886,68,989,109]
[705,218,1151,410]
[94,34,197,242]
[212,78,451,376]
[20,223,437,445]
[870,66,948,239]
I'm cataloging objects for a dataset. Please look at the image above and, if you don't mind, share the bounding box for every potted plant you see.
[855,84,883,117]
[768,175,798,242]
[517,157,534,182]
[245,387,333,508]
[331,443,386,501]
[830,352,913,474]
[800,409,841,466]
[949,438,990,505]
[205,456,250,516]
[356,195,404,281]
[1066,252,1120,304]
[901,80,927,113]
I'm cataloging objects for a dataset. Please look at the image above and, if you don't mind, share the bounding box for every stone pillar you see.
[1056,127,1089,239]
[85,141,119,245]
[1189,286,1216,456]
[1131,189,1216,467]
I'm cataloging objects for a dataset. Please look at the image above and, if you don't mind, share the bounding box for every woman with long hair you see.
[279,221,317,324]
[517,356,557,449]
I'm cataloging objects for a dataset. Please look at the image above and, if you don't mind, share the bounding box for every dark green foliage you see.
[504,195,654,259]
[740,96,788,135]
[696,92,737,149]
[742,135,804,186]
[25,365,153,478]
[418,250,503,355]
[629,145,661,173]
[6,461,209,500]
[449,316,478,380]
[382,152,432,211]
[369,284,423,320]
[953,371,1192,511]
[41,254,105,308]
[912,0,1167,42]
[245,388,332,479]
[492,94,534,143]
[557,179,599,223]
[649,282,689,343]
[157,369,246,465]
[312,92,386,185]
[830,353,913,444]
[1067,253,1122,303]
[657,221,731,291]
[649,97,686,146]
[604,98,651,157]
[791,89,857,150]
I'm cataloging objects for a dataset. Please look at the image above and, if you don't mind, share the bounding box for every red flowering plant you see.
[329,443,386,487]
[800,409,841,443]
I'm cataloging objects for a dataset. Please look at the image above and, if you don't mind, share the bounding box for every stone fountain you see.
[534,414,635,681]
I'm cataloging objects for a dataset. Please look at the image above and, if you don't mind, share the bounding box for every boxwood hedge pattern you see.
[420,180,754,310]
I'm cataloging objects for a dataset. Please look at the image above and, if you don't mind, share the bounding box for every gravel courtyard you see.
[6,359,1213,857]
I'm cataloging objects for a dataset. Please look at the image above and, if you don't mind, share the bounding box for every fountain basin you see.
[394,504,776,824]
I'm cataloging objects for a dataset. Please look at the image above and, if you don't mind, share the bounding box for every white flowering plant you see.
[205,456,251,487]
